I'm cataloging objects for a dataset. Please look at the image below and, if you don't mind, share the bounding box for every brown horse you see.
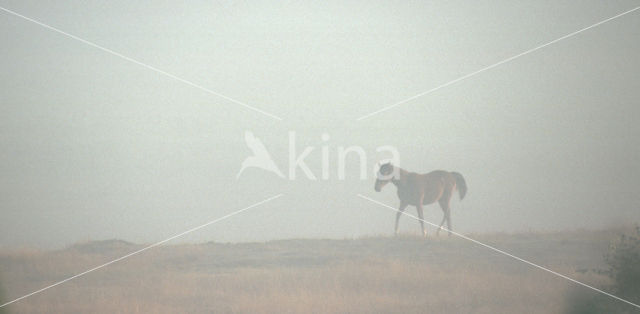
[374,163,467,237]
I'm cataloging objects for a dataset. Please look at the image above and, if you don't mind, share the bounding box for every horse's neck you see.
[391,168,409,188]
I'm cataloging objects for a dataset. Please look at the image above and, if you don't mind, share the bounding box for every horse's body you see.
[375,163,467,237]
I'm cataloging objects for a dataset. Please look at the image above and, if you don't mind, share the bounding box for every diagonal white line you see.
[0,6,283,121]
[357,194,640,309]
[356,6,640,121]
[0,194,283,308]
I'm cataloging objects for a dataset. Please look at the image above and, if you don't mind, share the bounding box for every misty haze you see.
[1,0,639,313]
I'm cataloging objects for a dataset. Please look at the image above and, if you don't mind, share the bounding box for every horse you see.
[374,162,467,237]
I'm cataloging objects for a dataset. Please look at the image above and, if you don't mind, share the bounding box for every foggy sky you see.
[1,0,639,248]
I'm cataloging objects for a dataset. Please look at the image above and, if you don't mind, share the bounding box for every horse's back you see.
[422,170,455,184]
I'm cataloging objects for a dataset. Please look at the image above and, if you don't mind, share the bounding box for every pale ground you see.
[0,228,630,313]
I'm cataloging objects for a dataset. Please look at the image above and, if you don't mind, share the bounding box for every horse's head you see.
[375,162,394,192]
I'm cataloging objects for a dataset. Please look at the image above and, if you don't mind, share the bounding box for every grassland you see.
[0,228,632,313]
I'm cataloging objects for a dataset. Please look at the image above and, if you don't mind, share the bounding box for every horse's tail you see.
[451,172,467,200]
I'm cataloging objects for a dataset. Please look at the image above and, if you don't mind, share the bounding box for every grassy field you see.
[0,228,632,313]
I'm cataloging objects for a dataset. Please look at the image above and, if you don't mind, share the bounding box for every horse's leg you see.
[438,192,453,237]
[445,208,452,236]
[416,203,426,238]
[436,215,446,236]
[395,201,408,236]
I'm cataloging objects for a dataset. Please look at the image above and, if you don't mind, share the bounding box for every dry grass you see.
[0,229,629,313]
